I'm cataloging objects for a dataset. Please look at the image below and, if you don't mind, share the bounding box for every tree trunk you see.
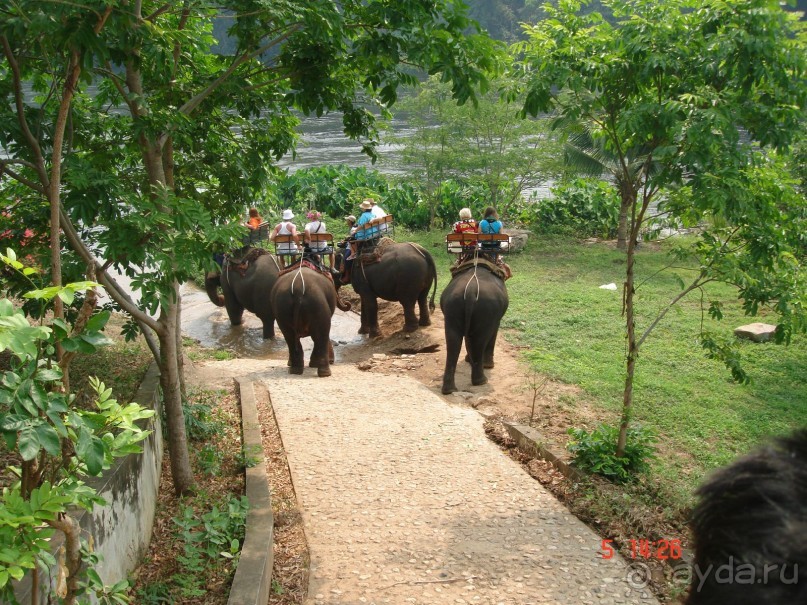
[158,291,195,496]
[616,195,631,251]
[617,233,637,457]
[48,514,82,605]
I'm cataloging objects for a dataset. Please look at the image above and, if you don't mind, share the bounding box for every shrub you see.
[566,423,657,483]
[528,178,620,238]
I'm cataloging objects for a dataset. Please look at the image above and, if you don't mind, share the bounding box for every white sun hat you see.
[282,209,294,220]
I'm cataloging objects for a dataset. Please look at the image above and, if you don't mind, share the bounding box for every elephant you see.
[205,247,281,339]
[440,260,509,395]
[336,240,437,338]
[270,266,343,377]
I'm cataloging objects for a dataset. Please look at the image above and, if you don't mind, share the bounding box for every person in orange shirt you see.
[246,207,262,229]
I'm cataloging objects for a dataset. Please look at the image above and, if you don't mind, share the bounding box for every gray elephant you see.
[336,240,437,337]
[271,266,345,377]
[440,260,509,394]
[205,247,280,339]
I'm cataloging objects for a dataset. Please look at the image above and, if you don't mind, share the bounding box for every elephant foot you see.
[289,366,304,375]
[403,322,419,333]
[484,361,495,369]
[441,383,457,395]
[464,354,472,364]
[317,366,332,378]
[472,375,489,386]
[309,359,317,368]
[419,318,431,327]
[229,319,243,327]
[358,325,369,335]
[369,328,381,339]
[262,329,275,339]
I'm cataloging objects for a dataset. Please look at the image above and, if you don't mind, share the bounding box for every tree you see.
[0,1,498,495]
[513,0,806,460]
[390,74,562,226]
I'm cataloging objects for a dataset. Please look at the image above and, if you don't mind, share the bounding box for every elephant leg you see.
[280,325,304,374]
[364,296,381,338]
[259,312,276,339]
[441,330,463,395]
[467,331,490,386]
[483,327,499,369]
[401,300,419,332]
[417,289,432,326]
[328,340,335,363]
[310,327,333,378]
[223,295,245,326]
[358,299,370,335]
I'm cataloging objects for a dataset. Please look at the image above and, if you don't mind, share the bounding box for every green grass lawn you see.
[407,229,806,508]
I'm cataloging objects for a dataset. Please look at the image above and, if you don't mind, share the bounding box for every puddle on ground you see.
[180,282,364,360]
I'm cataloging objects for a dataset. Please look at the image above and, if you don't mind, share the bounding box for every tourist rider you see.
[303,209,327,256]
[369,198,388,234]
[270,209,300,267]
[340,201,377,284]
[478,206,503,254]
[245,207,263,230]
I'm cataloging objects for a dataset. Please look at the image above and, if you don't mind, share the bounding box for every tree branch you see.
[169,24,302,126]
[0,162,46,193]
[1,35,50,188]
[637,275,713,349]
[57,206,162,333]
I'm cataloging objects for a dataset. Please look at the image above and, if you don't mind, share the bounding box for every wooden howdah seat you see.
[242,221,271,245]
[352,214,394,241]
[446,231,510,256]
[272,233,301,267]
[304,232,336,268]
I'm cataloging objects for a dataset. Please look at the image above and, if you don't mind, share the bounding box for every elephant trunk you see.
[334,280,352,312]
[205,272,225,306]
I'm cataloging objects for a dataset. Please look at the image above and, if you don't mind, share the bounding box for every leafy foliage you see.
[567,424,657,483]
[526,178,621,238]
[513,0,806,457]
[387,75,562,226]
[0,251,153,603]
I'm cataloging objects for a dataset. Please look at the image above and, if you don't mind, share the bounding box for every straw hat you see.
[359,200,373,211]
[282,209,294,220]
[344,215,356,223]
[459,207,472,220]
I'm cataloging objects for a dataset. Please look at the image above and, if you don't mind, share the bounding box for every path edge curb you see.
[228,378,274,605]
[501,420,586,482]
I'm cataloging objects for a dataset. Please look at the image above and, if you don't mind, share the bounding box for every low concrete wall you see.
[11,362,163,604]
[227,378,274,605]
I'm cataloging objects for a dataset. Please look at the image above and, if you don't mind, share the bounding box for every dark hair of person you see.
[483,206,498,221]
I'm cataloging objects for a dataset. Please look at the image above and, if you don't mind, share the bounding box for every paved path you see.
[258,360,659,605]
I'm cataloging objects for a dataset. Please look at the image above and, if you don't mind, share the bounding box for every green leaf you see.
[35,424,61,457]
[18,425,41,461]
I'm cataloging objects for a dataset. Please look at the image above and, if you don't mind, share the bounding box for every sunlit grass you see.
[408,230,807,508]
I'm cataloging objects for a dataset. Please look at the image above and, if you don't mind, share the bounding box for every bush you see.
[276,166,390,219]
[566,423,657,483]
[527,178,620,238]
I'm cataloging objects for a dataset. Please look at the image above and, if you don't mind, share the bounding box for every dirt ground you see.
[334,288,585,461]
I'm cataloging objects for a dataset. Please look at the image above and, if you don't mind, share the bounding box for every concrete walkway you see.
[257,360,658,605]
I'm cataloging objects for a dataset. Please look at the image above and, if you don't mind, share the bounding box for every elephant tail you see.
[204,272,225,306]
[425,248,438,312]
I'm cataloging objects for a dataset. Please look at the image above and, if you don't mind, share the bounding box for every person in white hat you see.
[270,208,300,266]
[368,198,388,233]
[353,200,378,241]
